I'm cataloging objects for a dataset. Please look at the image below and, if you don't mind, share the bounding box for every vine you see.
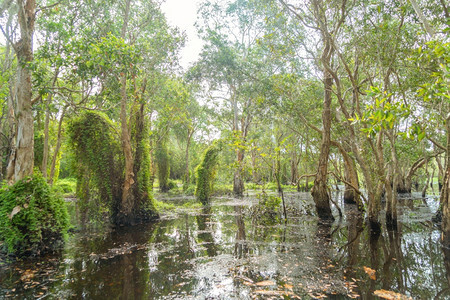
[195,142,221,205]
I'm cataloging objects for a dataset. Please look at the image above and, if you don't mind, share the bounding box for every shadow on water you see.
[0,191,449,299]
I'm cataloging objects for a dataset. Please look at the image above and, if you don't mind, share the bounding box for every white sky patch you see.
[161,0,204,71]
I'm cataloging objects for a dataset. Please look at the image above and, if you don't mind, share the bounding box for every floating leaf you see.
[254,290,294,296]
[373,289,412,300]
[363,266,376,280]
[255,280,276,286]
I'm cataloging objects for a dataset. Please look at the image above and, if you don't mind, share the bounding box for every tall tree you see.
[2,0,36,182]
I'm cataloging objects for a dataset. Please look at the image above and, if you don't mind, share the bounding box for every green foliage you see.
[0,174,69,255]
[415,40,450,104]
[155,140,170,193]
[53,178,77,196]
[67,111,123,220]
[211,183,233,196]
[34,130,44,169]
[195,142,221,204]
[350,86,411,138]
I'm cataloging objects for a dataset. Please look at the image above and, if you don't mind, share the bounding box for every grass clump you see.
[0,174,69,256]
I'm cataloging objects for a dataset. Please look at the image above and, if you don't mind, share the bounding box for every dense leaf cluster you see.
[195,142,221,205]
[67,112,123,223]
[0,174,69,256]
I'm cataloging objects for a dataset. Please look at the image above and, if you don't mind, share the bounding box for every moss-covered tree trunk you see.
[196,143,220,205]
[156,139,170,193]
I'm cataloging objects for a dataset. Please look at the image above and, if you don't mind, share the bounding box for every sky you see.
[161,0,204,70]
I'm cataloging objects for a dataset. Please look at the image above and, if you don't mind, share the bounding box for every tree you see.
[2,0,36,182]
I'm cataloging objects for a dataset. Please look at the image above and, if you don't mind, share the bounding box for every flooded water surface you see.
[0,192,448,299]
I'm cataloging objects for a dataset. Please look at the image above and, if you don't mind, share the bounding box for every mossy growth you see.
[195,142,221,205]
[155,140,170,193]
[0,174,69,256]
[68,111,157,226]
[68,112,123,224]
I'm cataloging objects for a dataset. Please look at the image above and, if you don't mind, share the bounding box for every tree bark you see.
[441,117,450,247]
[9,0,36,182]
[386,132,399,230]
[184,128,193,186]
[41,94,51,178]
[48,107,66,185]
[118,0,135,220]
[311,37,334,221]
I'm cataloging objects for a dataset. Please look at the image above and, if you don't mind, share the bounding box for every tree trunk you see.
[437,155,444,191]
[41,94,51,178]
[311,40,334,221]
[48,108,66,185]
[9,0,36,182]
[116,0,136,222]
[441,118,450,247]
[184,128,192,186]
[233,148,245,196]
[338,143,361,208]
[386,132,399,230]
[422,164,430,198]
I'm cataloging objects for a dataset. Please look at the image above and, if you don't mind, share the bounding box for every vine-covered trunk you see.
[311,46,334,221]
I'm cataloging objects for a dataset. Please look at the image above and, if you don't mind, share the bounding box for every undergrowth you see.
[0,174,69,256]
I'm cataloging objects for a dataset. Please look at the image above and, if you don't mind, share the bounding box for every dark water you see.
[0,192,449,299]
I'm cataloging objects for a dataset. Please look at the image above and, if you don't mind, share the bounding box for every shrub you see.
[54,178,77,196]
[0,175,69,256]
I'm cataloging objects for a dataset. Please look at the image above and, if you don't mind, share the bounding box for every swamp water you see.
[0,191,449,299]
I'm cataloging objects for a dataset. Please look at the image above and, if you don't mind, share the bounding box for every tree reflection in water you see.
[234,206,248,258]
[1,194,449,299]
[196,206,218,257]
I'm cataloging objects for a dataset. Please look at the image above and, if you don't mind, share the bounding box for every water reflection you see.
[0,193,448,299]
[345,204,364,277]
[234,206,248,258]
